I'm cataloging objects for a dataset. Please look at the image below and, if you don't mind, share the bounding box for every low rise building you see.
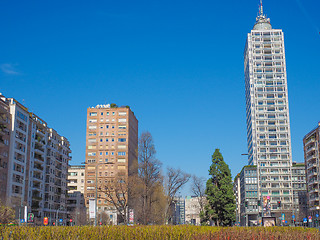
[239,165,258,226]
[67,165,86,220]
[304,122,320,218]
[185,196,204,225]
[292,162,307,223]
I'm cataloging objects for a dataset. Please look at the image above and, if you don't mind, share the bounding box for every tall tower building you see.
[84,104,138,224]
[244,2,293,219]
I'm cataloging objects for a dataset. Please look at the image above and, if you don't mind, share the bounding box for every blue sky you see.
[1,0,319,195]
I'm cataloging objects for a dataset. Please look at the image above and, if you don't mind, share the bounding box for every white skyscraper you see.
[244,2,293,219]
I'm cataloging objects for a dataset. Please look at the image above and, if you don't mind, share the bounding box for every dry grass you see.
[0,225,319,240]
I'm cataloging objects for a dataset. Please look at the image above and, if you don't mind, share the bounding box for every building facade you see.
[239,165,258,226]
[84,104,138,224]
[244,3,293,220]
[173,197,185,225]
[185,196,203,225]
[0,95,11,203]
[67,165,86,225]
[0,95,71,223]
[291,162,307,223]
[304,122,320,218]
[233,174,241,226]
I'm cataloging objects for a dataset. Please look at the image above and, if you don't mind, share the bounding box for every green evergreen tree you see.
[202,149,235,226]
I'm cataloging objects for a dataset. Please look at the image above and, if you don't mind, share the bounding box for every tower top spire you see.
[259,0,264,17]
[253,0,272,30]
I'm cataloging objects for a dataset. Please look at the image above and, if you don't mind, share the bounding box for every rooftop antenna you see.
[260,0,264,16]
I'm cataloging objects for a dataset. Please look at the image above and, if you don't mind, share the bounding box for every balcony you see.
[34,154,44,162]
[309,179,318,185]
[35,135,46,145]
[33,174,43,181]
[306,154,316,162]
[33,164,44,171]
[305,138,315,146]
[34,144,45,153]
[36,128,45,136]
[307,162,318,170]
[306,146,316,153]
[309,189,319,195]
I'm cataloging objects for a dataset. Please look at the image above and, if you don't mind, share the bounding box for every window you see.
[118,138,126,142]
[101,112,103,115]
[17,111,28,122]
[90,112,97,116]
[118,119,127,123]
[118,152,126,156]
[106,152,108,155]
[88,152,96,156]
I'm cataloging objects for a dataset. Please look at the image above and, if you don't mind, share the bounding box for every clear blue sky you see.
[1,0,319,195]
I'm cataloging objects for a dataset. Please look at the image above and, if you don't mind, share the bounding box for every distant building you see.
[291,162,307,223]
[84,104,138,224]
[185,196,204,225]
[233,174,241,226]
[173,197,185,225]
[239,165,258,226]
[67,165,85,213]
[303,122,320,218]
[67,165,86,224]
[0,94,71,223]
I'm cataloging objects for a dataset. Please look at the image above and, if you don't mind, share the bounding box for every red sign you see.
[43,217,49,226]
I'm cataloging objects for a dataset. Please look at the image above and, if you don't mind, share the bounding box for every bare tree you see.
[164,167,191,224]
[99,176,129,224]
[190,175,206,214]
[69,206,88,226]
[133,131,164,225]
[0,202,15,224]
[98,212,111,225]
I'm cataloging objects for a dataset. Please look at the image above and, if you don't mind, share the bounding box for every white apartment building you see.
[244,3,293,219]
[5,97,71,223]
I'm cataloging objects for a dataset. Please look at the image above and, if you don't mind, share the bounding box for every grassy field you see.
[0,225,319,239]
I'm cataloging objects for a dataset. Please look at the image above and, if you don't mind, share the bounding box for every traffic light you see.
[245,201,248,207]
[257,200,261,206]
[277,201,281,207]
[70,219,73,223]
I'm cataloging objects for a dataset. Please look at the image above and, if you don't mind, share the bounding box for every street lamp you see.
[56,206,64,226]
